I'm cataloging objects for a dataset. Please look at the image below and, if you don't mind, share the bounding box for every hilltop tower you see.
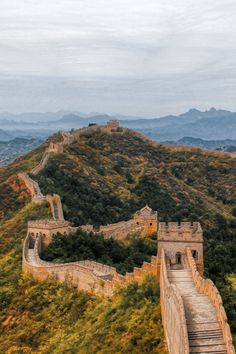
[47,142,64,154]
[106,119,119,132]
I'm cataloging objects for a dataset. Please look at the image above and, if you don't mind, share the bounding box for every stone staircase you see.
[167,269,227,354]
[26,249,37,266]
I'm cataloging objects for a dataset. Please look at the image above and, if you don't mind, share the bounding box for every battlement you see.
[28,219,69,230]
[158,221,203,241]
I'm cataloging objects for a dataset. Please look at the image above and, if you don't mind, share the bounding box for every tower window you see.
[192,250,198,260]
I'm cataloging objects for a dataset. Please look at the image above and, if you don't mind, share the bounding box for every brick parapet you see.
[158,222,203,242]
[186,247,235,354]
[160,248,189,354]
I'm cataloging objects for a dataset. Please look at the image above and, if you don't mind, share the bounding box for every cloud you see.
[0,0,236,115]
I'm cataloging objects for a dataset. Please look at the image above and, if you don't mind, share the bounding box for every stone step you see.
[167,263,227,353]
[189,335,224,342]
[189,343,227,353]
[170,279,195,282]
[168,271,191,276]
[168,271,192,274]
[187,322,221,332]
[189,338,225,346]
[183,297,212,304]
[168,272,192,276]
[167,269,192,275]
[188,330,222,337]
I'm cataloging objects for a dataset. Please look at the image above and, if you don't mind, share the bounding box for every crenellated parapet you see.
[158,221,203,241]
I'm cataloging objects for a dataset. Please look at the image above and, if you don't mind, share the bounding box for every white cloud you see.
[0,0,236,115]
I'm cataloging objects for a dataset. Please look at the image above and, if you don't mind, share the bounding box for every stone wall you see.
[186,248,235,354]
[46,194,64,220]
[97,206,158,240]
[22,228,158,297]
[18,173,46,204]
[23,234,103,293]
[31,150,51,176]
[160,248,189,354]
[31,132,74,176]
[99,220,143,240]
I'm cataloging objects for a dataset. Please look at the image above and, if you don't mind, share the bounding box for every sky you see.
[0,0,236,117]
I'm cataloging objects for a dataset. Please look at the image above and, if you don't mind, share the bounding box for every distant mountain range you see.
[0,107,236,144]
[162,137,236,151]
[0,137,42,165]
[121,108,236,141]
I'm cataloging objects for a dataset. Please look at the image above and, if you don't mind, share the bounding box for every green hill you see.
[0,126,235,351]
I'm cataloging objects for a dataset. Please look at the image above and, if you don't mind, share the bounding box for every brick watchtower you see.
[157,221,204,275]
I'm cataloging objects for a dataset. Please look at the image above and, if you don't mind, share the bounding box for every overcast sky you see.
[0,0,236,116]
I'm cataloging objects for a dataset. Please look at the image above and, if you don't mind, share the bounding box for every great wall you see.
[18,120,235,354]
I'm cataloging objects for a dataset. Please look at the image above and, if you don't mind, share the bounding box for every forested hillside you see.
[0,179,166,353]
[0,126,235,351]
[35,127,236,336]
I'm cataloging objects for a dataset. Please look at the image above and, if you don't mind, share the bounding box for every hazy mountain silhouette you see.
[0,108,235,141]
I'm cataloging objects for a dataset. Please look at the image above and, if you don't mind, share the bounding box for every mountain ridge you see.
[1,107,236,142]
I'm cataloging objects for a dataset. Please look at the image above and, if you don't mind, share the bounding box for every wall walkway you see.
[160,247,235,354]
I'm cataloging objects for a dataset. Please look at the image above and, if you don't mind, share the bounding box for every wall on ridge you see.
[46,194,64,220]
[23,227,158,297]
[21,127,160,296]
[85,206,158,240]
[31,131,75,176]
[18,173,45,204]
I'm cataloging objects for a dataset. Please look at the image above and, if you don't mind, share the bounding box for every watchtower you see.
[106,119,119,132]
[27,219,70,249]
[157,221,203,274]
[133,205,158,235]
[47,142,63,154]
